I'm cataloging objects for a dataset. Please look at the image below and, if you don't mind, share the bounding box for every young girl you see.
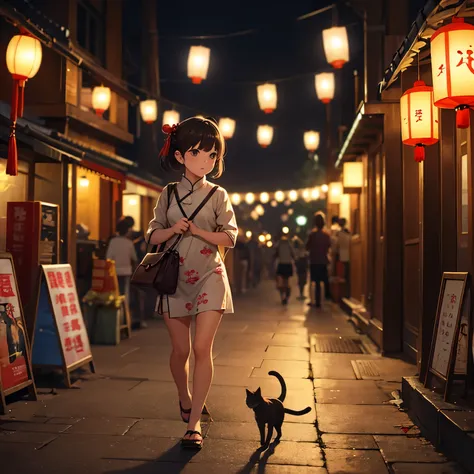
[146,116,237,449]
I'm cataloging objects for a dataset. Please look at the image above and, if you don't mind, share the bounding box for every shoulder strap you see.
[189,185,219,220]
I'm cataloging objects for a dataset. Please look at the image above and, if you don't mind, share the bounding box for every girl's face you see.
[175,143,218,178]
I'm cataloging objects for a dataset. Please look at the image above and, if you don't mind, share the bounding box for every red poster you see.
[0,259,29,391]
[43,265,92,367]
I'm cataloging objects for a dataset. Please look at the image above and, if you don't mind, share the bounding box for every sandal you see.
[179,402,192,423]
[181,430,203,449]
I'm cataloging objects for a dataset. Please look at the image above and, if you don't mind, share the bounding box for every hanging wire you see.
[160,4,337,40]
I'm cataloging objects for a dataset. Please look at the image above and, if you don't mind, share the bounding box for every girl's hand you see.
[172,218,189,235]
[188,221,201,236]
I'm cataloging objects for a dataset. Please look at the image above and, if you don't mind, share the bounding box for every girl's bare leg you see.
[163,313,193,411]
[185,310,223,441]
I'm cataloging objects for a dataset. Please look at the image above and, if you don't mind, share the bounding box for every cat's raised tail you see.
[268,370,286,402]
[284,406,312,416]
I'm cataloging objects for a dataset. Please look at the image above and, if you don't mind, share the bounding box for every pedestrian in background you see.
[306,212,332,308]
[274,232,295,305]
[106,219,138,304]
[130,230,148,329]
[293,236,308,300]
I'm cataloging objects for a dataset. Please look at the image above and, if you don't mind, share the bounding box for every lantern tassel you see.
[414,145,425,163]
[455,105,470,129]
[16,79,26,118]
[7,78,20,176]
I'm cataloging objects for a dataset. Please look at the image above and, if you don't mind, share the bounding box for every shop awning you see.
[378,0,470,94]
[0,0,140,104]
[335,102,384,168]
[126,173,164,197]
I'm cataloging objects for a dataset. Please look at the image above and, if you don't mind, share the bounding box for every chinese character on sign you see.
[61,305,70,317]
[47,272,58,289]
[13,206,26,221]
[64,337,73,352]
[415,109,423,122]
[55,293,67,305]
[0,274,16,298]
[56,272,65,289]
[438,64,445,76]
[71,319,81,331]
[456,49,474,74]
[13,222,24,232]
[67,292,75,303]
[450,294,457,304]
[63,321,70,333]
[70,304,78,316]
[13,233,24,243]
[64,271,74,289]
[73,335,84,353]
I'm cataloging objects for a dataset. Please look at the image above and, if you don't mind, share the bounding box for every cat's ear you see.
[256,387,262,395]
[245,389,252,395]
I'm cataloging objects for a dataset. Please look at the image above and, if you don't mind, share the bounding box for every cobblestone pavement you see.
[0,281,467,473]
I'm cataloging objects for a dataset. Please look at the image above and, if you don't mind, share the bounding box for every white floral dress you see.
[146,176,238,318]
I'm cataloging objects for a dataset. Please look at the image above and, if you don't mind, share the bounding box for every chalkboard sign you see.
[425,272,471,401]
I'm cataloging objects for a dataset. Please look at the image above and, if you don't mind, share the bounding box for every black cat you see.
[246,370,312,448]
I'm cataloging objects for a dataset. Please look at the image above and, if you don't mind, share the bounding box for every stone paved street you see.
[0,282,467,473]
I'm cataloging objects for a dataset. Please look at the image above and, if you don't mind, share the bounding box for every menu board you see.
[0,257,30,390]
[431,279,465,378]
[41,264,92,368]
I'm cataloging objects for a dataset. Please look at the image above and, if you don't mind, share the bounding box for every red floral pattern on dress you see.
[200,246,212,256]
[185,302,193,312]
[214,265,223,275]
[179,257,185,265]
[184,269,200,284]
[197,293,209,306]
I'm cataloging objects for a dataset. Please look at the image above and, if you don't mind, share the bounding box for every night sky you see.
[127,0,428,194]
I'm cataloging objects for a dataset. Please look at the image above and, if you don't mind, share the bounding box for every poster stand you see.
[31,264,95,388]
[0,253,37,415]
[425,272,472,401]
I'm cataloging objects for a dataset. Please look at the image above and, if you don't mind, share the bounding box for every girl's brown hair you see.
[160,116,226,178]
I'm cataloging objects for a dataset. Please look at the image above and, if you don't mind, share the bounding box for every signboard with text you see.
[32,264,94,387]
[426,272,472,401]
[0,253,37,413]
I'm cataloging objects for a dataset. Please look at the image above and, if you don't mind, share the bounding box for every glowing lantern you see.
[275,190,285,202]
[288,208,294,215]
[187,46,210,84]
[328,182,343,204]
[255,204,265,216]
[140,100,157,124]
[302,189,311,202]
[311,188,320,200]
[5,33,42,176]
[267,241,273,248]
[266,234,271,241]
[257,83,277,113]
[250,210,259,220]
[343,162,363,190]
[245,192,255,205]
[321,184,329,193]
[282,226,290,234]
[400,80,439,163]
[315,73,335,104]
[258,234,266,243]
[218,118,236,139]
[257,125,273,148]
[322,26,349,69]
[296,215,308,226]
[304,131,320,152]
[431,17,474,128]
[163,110,180,127]
[231,193,241,206]
[79,176,90,188]
[288,190,298,202]
[246,230,252,239]
[281,214,289,222]
[270,200,278,207]
[260,192,270,203]
[92,86,111,117]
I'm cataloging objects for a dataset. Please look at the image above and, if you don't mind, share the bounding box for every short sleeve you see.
[146,185,170,243]
[215,188,238,248]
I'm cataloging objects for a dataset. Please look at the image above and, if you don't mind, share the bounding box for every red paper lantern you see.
[5,32,42,176]
[400,80,439,163]
[431,17,474,129]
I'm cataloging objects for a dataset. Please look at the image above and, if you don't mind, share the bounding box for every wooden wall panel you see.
[403,242,420,362]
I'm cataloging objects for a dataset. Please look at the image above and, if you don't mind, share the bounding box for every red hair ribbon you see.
[159,123,178,157]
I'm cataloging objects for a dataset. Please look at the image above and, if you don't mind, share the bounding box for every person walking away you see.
[336,218,351,298]
[274,233,295,305]
[306,212,332,308]
[106,219,138,304]
[293,236,308,300]
[329,215,341,279]
[131,230,148,329]
[235,235,250,294]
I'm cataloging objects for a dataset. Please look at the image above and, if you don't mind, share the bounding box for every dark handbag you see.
[131,184,218,294]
